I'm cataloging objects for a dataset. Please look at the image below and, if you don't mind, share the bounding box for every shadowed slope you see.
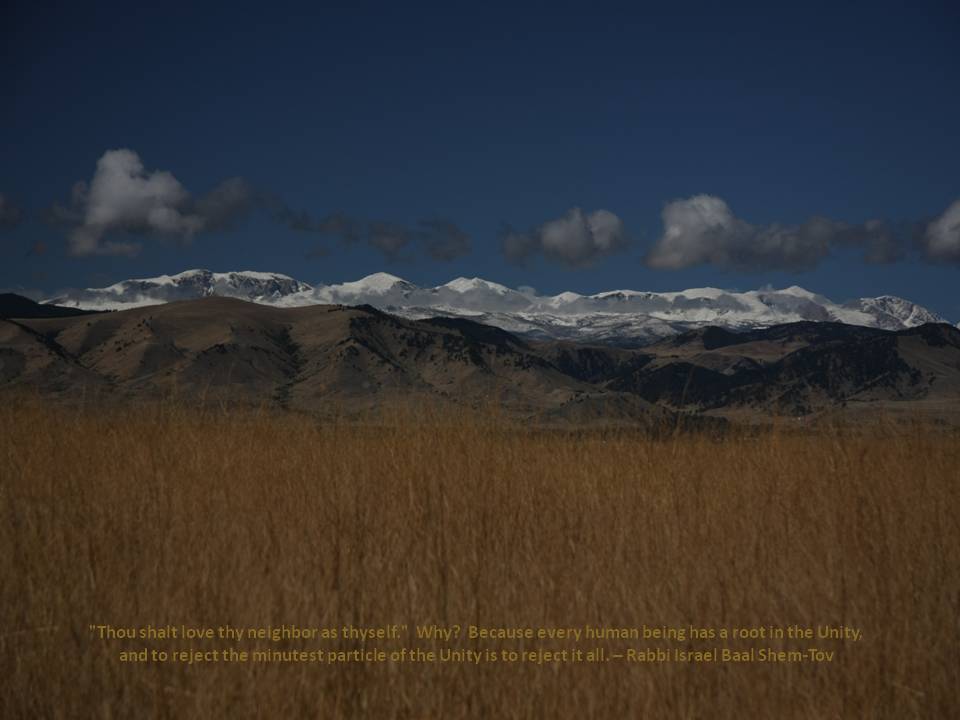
[3,299,959,424]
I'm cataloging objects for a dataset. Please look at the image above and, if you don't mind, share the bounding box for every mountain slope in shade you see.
[2,298,670,425]
[43,270,949,346]
[601,322,960,421]
[4,298,960,424]
[0,293,101,319]
[538,321,960,422]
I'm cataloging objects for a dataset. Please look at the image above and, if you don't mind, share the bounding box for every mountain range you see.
[43,269,951,347]
[4,293,959,425]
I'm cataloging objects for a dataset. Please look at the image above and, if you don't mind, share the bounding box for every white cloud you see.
[646,194,899,271]
[502,207,629,268]
[58,149,253,257]
[921,198,960,262]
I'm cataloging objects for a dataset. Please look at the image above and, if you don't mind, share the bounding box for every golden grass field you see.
[2,398,959,718]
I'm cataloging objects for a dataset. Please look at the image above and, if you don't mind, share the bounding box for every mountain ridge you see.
[4,296,959,425]
[42,269,950,347]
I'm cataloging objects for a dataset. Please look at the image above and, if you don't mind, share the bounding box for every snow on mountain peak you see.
[342,272,413,293]
[103,268,209,290]
[42,269,950,346]
[671,287,730,300]
[223,270,300,282]
[444,277,512,294]
[48,269,312,309]
[845,295,946,330]
[551,291,584,302]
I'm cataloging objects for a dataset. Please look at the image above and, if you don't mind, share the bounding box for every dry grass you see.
[2,399,959,718]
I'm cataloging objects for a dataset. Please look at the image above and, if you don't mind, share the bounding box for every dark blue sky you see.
[2,0,958,318]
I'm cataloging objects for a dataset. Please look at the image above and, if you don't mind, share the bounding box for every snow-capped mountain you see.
[43,270,950,347]
[845,295,946,331]
[46,269,312,309]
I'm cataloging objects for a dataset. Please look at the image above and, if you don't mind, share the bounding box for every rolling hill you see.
[3,296,959,424]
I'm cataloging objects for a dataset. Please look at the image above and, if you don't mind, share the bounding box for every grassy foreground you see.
[2,400,959,718]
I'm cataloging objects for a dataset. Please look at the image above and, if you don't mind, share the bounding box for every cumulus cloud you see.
[43,148,474,263]
[0,193,25,231]
[920,198,960,263]
[72,150,201,255]
[419,218,472,261]
[645,194,903,271]
[48,149,253,256]
[501,207,629,268]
